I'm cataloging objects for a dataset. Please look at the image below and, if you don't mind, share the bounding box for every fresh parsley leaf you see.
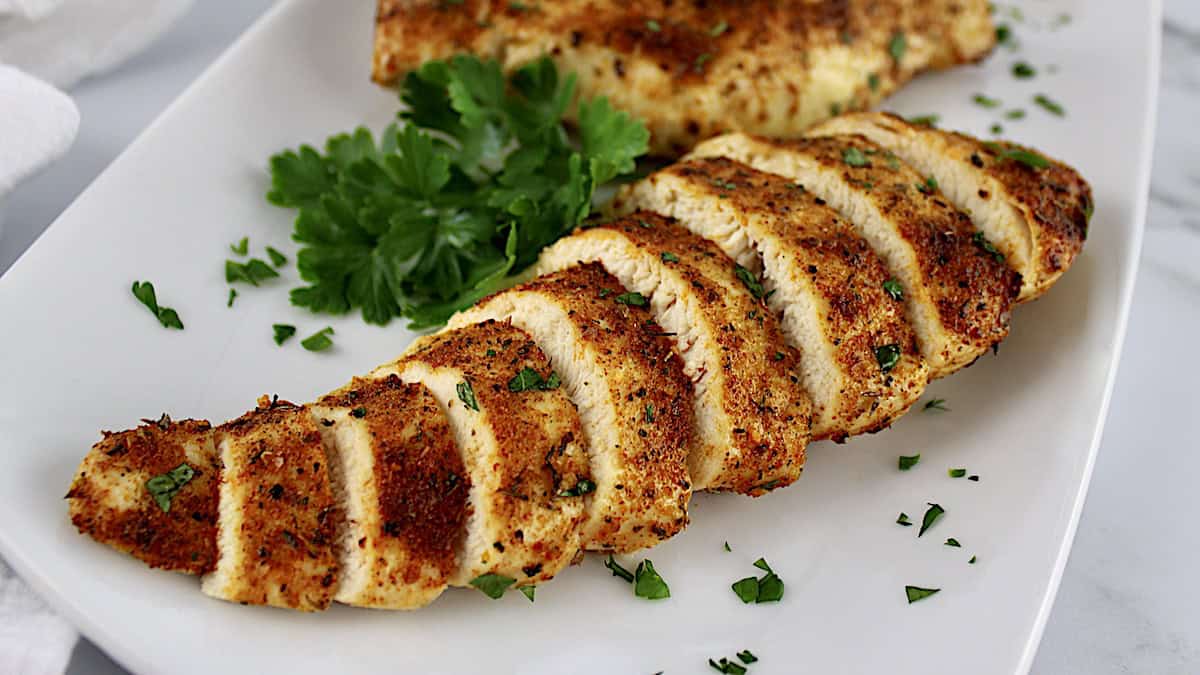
[225,258,280,286]
[874,344,901,373]
[508,366,560,392]
[842,147,869,167]
[919,503,945,537]
[145,462,195,512]
[905,585,940,604]
[266,246,288,267]
[923,398,948,412]
[732,559,784,603]
[230,237,249,255]
[1006,108,1027,120]
[972,93,1002,109]
[709,658,747,675]
[736,650,758,664]
[709,20,729,37]
[661,251,679,263]
[645,19,661,32]
[272,324,296,346]
[557,479,596,497]
[350,406,367,418]
[644,403,655,423]
[519,585,536,602]
[969,555,978,564]
[131,281,184,330]
[945,538,962,547]
[973,231,1007,262]
[470,573,516,599]
[756,572,784,603]
[899,454,920,470]
[604,554,635,583]
[888,31,907,62]
[897,512,912,526]
[992,146,1051,170]
[734,265,766,299]
[867,72,881,92]
[300,326,334,352]
[949,468,967,478]
[614,291,648,307]
[882,278,904,300]
[1034,93,1066,116]
[456,380,479,411]
[732,576,759,603]
[724,541,732,552]
[991,123,1004,135]
[908,114,940,127]
[1012,61,1036,79]
[996,24,1013,45]
[227,288,238,308]
[634,560,670,600]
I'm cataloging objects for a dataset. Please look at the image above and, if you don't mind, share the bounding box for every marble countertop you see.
[1,1,1195,673]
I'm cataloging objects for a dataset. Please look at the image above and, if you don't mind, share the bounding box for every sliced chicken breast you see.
[311,375,467,610]
[614,160,928,439]
[808,112,1092,299]
[374,320,590,587]
[687,133,1021,377]
[67,416,219,573]
[450,264,693,552]
[534,213,811,493]
[200,398,341,612]
[372,0,996,155]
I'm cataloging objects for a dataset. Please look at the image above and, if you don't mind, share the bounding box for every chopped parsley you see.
[897,512,912,526]
[842,146,869,167]
[737,650,758,664]
[604,555,635,583]
[969,555,977,564]
[519,585,536,602]
[898,454,920,471]
[972,231,1006,262]
[131,281,184,330]
[694,52,714,73]
[908,114,940,127]
[992,146,1051,170]
[888,31,907,62]
[968,475,980,482]
[948,468,966,478]
[867,73,881,92]
[145,462,195,512]
[874,344,901,373]
[300,326,334,351]
[882,278,904,300]
[634,560,671,600]
[972,93,1002,109]
[919,503,944,537]
[1005,108,1027,120]
[614,291,648,307]
[557,478,596,497]
[731,558,784,604]
[272,324,296,346]
[991,123,1004,135]
[266,246,288,267]
[661,251,680,263]
[709,658,747,675]
[469,573,516,599]
[227,288,238,308]
[507,367,560,392]
[230,237,249,255]
[945,538,962,547]
[644,403,655,423]
[1012,61,1036,79]
[351,406,367,418]
[923,398,948,412]
[645,19,661,32]
[456,380,479,411]
[225,258,279,286]
[734,265,766,299]
[1034,93,1066,116]
[709,20,729,37]
[995,24,1012,45]
[724,541,732,552]
[905,585,940,604]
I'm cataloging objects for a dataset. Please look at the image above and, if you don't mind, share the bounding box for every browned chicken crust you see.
[372,0,996,155]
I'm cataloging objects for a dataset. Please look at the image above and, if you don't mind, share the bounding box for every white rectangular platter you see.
[0,1,1160,673]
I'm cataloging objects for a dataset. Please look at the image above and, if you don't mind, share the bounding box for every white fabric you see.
[0,561,76,675]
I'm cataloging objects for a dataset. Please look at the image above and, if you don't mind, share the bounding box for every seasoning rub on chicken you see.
[371,0,997,155]
[66,116,1091,612]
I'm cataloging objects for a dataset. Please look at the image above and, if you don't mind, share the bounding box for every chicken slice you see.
[371,0,996,155]
[686,133,1021,377]
[200,398,341,612]
[373,320,590,588]
[808,112,1092,300]
[534,214,810,492]
[613,160,928,440]
[311,376,467,610]
[450,264,693,552]
[67,416,219,573]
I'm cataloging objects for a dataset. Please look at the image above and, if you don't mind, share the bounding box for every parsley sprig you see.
[267,56,648,328]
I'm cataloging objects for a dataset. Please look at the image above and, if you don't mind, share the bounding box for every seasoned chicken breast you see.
[67,416,219,573]
[688,132,1020,377]
[376,320,590,587]
[372,0,996,155]
[535,213,811,493]
[451,264,693,551]
[200,399,342,612]
[614,159,928,439]
[809,112,1091,300]
[311,376,467,610]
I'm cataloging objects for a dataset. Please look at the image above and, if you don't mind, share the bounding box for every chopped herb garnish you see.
[1034,93,1066,116]
[300,326,334,351]
[557,478,596,497]
[905,585,940,604]
[774,351,786,361]
[661,251,680,263]
[973,231,1007,262]
[992,146,1051,170]
[1005,108,1027,120]
[945,538,962,547]
[645,19,661,32]
[990,123,1004,135]
[874,344,901,373]
[456,379,479,411]
[731,576,759,603]
[485,348,497,357]
[897,512,912,526]
[1012,61,1036,79]
[737,650,758,664]
[899,454,920,470]
[644,403,655,423]
[470,573,516,599]
[996,24,1012,44]
[519,585,536,602]
[908,114,940,127]
[923,398,948,412]
[694,52,714,73]
[972,93,1002,109]
[949,468,967,478]
[734,265,766,299]
[888,31,907,62]
[709,20,729,37]
[227,288,238,308]
[709,658,747,675]
[145,462,195,512]
[351,406,367,418]
[131,281,184,330]
[732,558,784,604]
[882,278,904,300]
[266,246,288,267]
[272,324,296,346]
[919,503,945,537]
[842,146,870,167]
[968,475,980,482]
[867,73,880,92]
[724,541,732,552]
[614,291,648,307]
[604,555,635,583]
[225,258,280,286]
[230,237,249,255]
[508,366,560,392]
[969,555,977,564]
[634,560,671,600]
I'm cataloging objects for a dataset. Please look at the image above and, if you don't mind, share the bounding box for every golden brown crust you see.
[212,400,341,611]
[642,159,927,438]
[372,0,995,155]
[399,320,590,583]
[67,417,218,574]
[580,213,811,493]
[315,376,466,599]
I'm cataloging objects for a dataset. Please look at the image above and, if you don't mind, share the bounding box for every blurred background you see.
[0,1,1196,673]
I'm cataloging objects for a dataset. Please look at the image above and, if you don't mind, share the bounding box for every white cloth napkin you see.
[0,2,193,672]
